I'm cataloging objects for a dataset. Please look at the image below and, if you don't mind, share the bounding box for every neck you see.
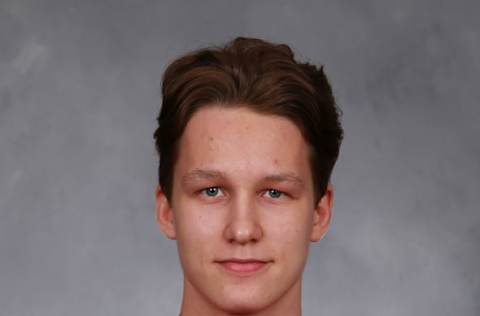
[178,277,302,316]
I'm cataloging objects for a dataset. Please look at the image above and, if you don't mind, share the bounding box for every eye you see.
[264,189,284,199]
[201,187,222,197]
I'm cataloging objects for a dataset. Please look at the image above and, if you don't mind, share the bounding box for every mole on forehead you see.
[181,168,305,188]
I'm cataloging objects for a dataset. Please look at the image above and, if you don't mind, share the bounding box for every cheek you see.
[174,202,222,257]
[277,220,311,251]
[267,202,313,238]
[265,207,313,259]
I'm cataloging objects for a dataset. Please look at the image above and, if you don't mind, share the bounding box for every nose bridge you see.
[223,189,263,244]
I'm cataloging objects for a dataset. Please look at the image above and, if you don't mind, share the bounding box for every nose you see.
[223,193,263,244]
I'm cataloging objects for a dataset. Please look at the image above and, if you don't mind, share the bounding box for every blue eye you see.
[203,187,220,197]
[266,189,283,198]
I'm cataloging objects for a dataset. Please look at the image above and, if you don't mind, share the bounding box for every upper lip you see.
[215,258,271,263]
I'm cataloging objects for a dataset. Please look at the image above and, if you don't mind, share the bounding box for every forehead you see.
[174,105,312,183]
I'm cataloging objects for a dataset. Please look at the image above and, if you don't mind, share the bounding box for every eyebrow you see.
[181,168,227,184]
[263,173,305,188]
[181,168,305,188]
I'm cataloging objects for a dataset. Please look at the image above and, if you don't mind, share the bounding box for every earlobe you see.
[310,183,333,242]
[155,186,177,240]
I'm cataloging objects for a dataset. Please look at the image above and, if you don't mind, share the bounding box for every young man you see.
[154,37,343,316]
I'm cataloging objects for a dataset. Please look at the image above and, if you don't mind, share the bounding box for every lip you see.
[215,258,272,276]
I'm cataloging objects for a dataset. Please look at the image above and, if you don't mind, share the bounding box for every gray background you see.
[1,0,479,315]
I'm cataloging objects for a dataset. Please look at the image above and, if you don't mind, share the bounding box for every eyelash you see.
[199,187,286,199]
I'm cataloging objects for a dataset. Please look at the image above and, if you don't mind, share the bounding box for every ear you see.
[310,183,333,242]
[155,186,177,240]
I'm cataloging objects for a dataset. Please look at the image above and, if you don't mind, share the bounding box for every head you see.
[154,37,343,314]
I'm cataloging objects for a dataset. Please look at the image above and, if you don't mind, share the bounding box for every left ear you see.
[310,183,333,242]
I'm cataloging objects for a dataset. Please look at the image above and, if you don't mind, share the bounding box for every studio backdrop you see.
[0,1,479,315]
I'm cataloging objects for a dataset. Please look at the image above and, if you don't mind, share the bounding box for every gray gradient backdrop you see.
[1,1,479,315]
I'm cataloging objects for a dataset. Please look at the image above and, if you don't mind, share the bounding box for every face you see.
[156,106,332,314]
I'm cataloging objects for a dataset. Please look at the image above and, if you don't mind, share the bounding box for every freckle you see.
[273,159,279,165]
[209,136,214,142]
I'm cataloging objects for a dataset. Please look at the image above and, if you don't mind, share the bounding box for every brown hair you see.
[154,37,343,204]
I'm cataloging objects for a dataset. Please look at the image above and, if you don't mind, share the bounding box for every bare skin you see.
[156,105,333,316]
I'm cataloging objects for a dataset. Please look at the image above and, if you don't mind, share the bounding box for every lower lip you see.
[216,261,270,276]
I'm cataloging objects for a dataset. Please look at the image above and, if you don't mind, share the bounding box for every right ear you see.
[155,186,176,240]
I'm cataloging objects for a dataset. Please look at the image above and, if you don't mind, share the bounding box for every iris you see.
[267,189,282,198]
[204,187,219,197]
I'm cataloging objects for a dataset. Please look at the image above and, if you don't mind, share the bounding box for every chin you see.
[212,284,277,315]
[216,297,270,315]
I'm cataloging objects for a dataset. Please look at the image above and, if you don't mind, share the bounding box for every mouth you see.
[214,258,272,277]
